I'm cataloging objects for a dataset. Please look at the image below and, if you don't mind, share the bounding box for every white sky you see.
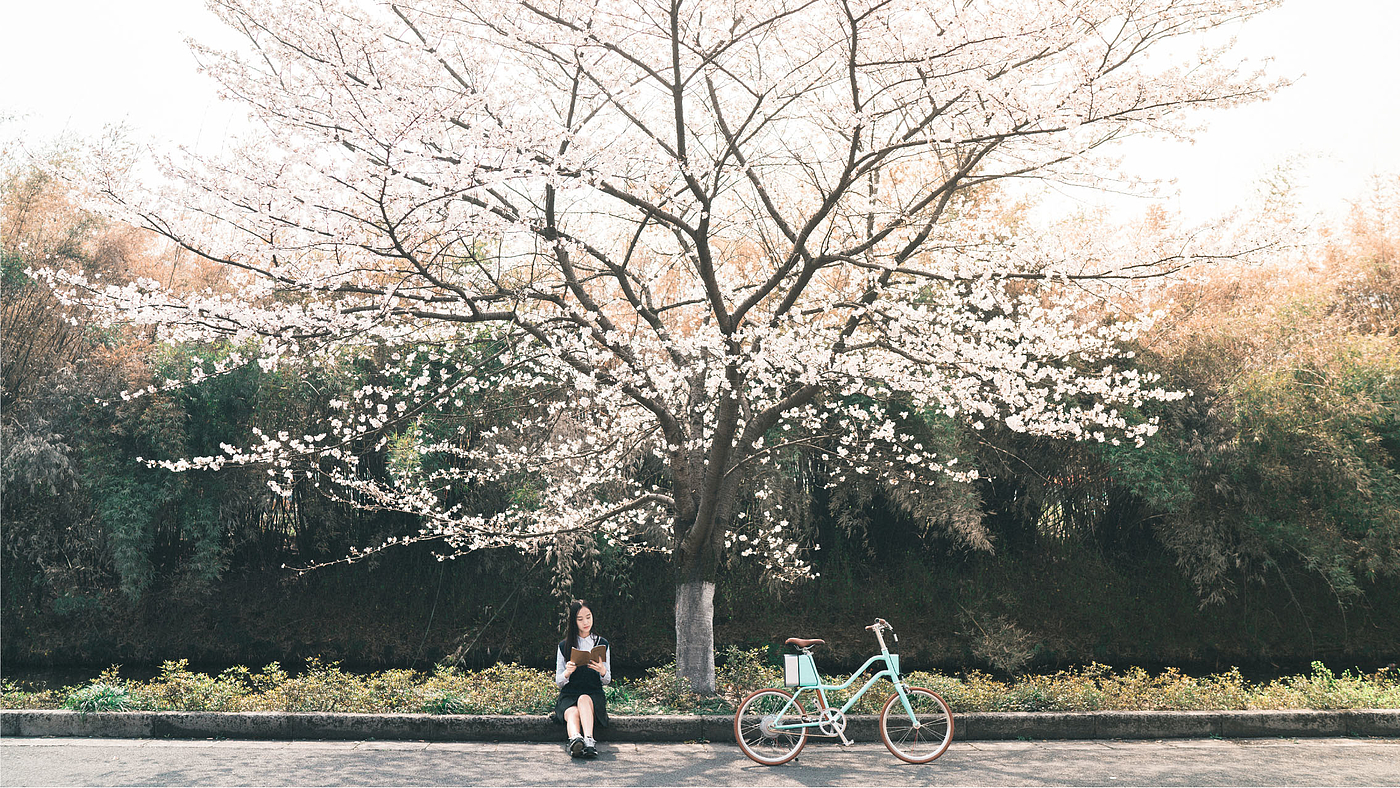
[2,0,1397,224]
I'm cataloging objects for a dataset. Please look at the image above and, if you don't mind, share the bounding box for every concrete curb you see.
[3,709,1397,742]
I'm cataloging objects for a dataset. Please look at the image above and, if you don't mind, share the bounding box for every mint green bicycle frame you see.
[772,647,918,731]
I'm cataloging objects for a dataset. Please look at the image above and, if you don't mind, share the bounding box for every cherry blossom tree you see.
[49,0,1281,691]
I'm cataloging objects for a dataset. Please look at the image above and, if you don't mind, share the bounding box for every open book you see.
[569,645,607,666]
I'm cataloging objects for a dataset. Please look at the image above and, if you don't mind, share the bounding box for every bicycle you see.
[733,618,953,765]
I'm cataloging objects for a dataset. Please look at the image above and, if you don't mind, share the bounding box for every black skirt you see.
[551,688,609,728]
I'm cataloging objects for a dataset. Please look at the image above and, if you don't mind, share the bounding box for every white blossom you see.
[44,0,1277,585]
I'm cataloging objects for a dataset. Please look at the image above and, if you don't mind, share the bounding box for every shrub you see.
[260,659,421,713]
[715,646,782,704]
[0,680,60,710]
[64,683,131,713]
[419,663,556,714]
[127,660,255,712]
[5,658,1397,715]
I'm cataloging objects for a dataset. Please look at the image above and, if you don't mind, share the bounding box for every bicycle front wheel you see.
[879,687,953,764]
[734,688,809,765]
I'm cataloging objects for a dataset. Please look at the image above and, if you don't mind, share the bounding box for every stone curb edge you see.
[3,709,1397,742]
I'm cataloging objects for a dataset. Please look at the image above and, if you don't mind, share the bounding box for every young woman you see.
[552,599,611,758]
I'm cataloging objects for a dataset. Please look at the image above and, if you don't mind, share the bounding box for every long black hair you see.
[564,599,596,649]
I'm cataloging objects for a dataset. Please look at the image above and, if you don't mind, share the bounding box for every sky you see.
[2,0,1397,224]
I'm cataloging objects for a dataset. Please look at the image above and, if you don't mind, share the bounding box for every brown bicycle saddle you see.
[784,637,825,648]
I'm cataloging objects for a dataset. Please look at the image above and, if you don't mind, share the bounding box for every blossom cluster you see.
[44,0,1279,579]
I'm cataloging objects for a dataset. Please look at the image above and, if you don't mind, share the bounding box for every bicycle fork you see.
[892,681,922,728]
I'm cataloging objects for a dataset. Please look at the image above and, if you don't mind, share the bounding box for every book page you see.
[570,646,607,665]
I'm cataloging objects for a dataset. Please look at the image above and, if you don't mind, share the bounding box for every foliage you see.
[0,680,59,711]
[2,141,433,627]
[40,0,1287,694]
[8,657,1396,714]
[272,665,423,713]
[7,114,1400,701]
[1106,182,1400,606]
[714,646,783,705]
[417,663,558,715]
[124,661,271,712]
[914,662,1400,713]
[61,667,133,713]
[606,661,727,715]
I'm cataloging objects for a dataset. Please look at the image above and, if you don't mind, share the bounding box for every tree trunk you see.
[674,578,716,695]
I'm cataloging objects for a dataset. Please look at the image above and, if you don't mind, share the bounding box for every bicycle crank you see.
[817,708,849,739]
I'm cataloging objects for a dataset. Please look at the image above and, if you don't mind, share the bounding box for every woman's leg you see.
[576,694,595,738]
[564,706,582,739]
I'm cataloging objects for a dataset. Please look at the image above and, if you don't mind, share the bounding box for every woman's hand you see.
[564,660,577,677]
[589,661,607,675]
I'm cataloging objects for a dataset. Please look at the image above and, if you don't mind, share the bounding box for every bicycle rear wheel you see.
[879,687,953,764]
[734,688,809,765]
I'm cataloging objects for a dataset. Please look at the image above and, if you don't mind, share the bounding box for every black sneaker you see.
[582,737,598,758]
[567,736,585,757]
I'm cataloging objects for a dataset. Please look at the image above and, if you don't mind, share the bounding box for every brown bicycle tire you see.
[734,688,809,765]
[879,687,954,764]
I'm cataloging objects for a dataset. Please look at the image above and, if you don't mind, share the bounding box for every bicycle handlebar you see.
[866,618,898,647]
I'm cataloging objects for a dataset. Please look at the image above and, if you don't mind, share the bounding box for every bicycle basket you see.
[783,653,819,687]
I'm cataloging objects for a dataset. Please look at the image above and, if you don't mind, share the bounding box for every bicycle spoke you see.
[734,689,808,765]
[745,623,951,765]
[879,688,954,764]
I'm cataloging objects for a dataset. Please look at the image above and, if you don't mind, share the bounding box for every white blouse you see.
[555,634,612,688]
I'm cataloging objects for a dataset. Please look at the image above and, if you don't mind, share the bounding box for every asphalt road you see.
[3,737,1398,786]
